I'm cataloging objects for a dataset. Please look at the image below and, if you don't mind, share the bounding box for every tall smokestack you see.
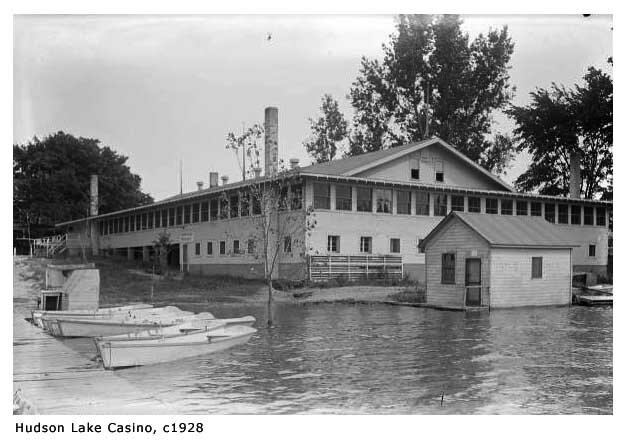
[569,151,581,199]
[264,107,279,176]
[90,174,98,216]
[209,172,219,188]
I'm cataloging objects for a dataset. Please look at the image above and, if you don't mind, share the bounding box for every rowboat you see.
[32,304,154,329]
[43,306,196,338]
[95,323,257,369]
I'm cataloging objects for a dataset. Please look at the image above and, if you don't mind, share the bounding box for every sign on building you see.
[180,232,194,243]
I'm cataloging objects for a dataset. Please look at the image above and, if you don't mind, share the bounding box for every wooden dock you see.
[575,295,613,306]
[13,258,176,414]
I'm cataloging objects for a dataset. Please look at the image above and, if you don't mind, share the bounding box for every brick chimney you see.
[90,174,98,216]
[209,172,219,188]
[569,151,581,199]
[264,107,279,176]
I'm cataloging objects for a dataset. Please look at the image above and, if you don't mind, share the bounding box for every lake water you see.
[67,303,612,414]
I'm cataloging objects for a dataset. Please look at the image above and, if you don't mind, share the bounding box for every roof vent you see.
[290,158,300,169]
[196,181,204,191]
[221,175,229,186]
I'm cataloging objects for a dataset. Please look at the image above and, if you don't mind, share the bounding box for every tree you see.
[153,231,172,276]
[507,67,613,199]
[13,132,153,230]
[347,14,516,172]
[303,94,348,163]
[225,124,264,179]
[224,126,316,326]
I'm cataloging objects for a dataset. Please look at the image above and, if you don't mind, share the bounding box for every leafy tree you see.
[13,132,153,230]
[507,67,613,199]
[303,94,348,163]
[347,14,516,172]
[224,126,316,326]
[225,124,264,179]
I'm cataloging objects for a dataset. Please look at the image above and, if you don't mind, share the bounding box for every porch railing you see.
[308,254,403,282]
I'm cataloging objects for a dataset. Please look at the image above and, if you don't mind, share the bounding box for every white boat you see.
[32,304,154,329]
[43,306,196,338]
[95,323,257,369]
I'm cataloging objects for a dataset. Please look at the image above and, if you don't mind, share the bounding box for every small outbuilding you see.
[419,212,578,310]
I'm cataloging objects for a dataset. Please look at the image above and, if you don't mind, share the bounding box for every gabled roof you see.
[419,212,580,251]
[299,136,514,192]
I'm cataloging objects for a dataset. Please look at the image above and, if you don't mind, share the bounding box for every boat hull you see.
[95,326,256,369]
[44,317,187,338]
[32,304,154,329]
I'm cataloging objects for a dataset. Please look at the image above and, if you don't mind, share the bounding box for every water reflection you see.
[68,303,612,414]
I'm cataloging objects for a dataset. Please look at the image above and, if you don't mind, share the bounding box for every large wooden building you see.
[57,108,612,283]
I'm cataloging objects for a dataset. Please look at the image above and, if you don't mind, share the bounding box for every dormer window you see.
[435,160,444,182]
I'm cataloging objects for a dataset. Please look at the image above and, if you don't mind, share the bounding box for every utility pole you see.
[179,159,183,195]
[424,81,430,138]
[242,122,246,181]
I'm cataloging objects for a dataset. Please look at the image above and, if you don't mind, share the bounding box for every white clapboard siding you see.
[424,219,490,309]
[489,248,571,307]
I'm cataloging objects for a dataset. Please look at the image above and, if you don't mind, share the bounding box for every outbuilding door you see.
[465,258,482,306]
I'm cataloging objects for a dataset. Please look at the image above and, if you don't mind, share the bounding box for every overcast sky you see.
[14,14,612,201]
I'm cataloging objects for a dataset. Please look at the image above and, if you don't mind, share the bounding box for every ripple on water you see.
[96,303,613,414]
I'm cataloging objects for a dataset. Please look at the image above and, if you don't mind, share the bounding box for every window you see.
[313,182,331,209]
[184,205,191,224]
[147,212,153,229]
[416,191,430,216]
[360,236,372,253]
[113,218,119,234]
[128,215,134,232]
[390,238,400,253]
[335,184,352,211]
[451,195,464,212]
[356,187,372,212]
[124,216,130,232]
[135,214,141,230]
[192,203,200,223]
[195,242,201,256]
[435,160,444,182]
[162,209,168,227]
[441,253,455,284]
[207,241,213,256]
[584,206,594,225]
[500,200,513,215]
[176,206,183,225]
[397,190,411,214]
[168,208,175,226]
[596,207,606,226]
[230,194,239,218]
[290,184,302,210]
[219,197,229,219]
[233,240,240,254]
[247,239,256,254]
[486,198,498,214]
[99,221,104,236]
[530,202,542,217]
[375,188,392,213]
[219,241,226,255]
[468,197,481,213]
[531,257,543,279]
[240,193,250,217]
[516,201,528,216]
[141,213,147,230]
[589,244,596,257]
[201,202,209,222]
[411,168,420,180]
[544,203,555,223]
[279,186,289,210]
[571,205,581,225]
[327,235,340,253]
[283,236,292,253]
[154,211,161,228]
[434,194,448,216]
[252,194,262,215]
[210,199,218,220]
[558,204,569,224]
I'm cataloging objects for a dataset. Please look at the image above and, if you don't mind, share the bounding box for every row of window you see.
[312,183,609,226]
[100,185,302,236]
[440,254,544,284]
[192,236,293,257]
[327,235,409,254]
